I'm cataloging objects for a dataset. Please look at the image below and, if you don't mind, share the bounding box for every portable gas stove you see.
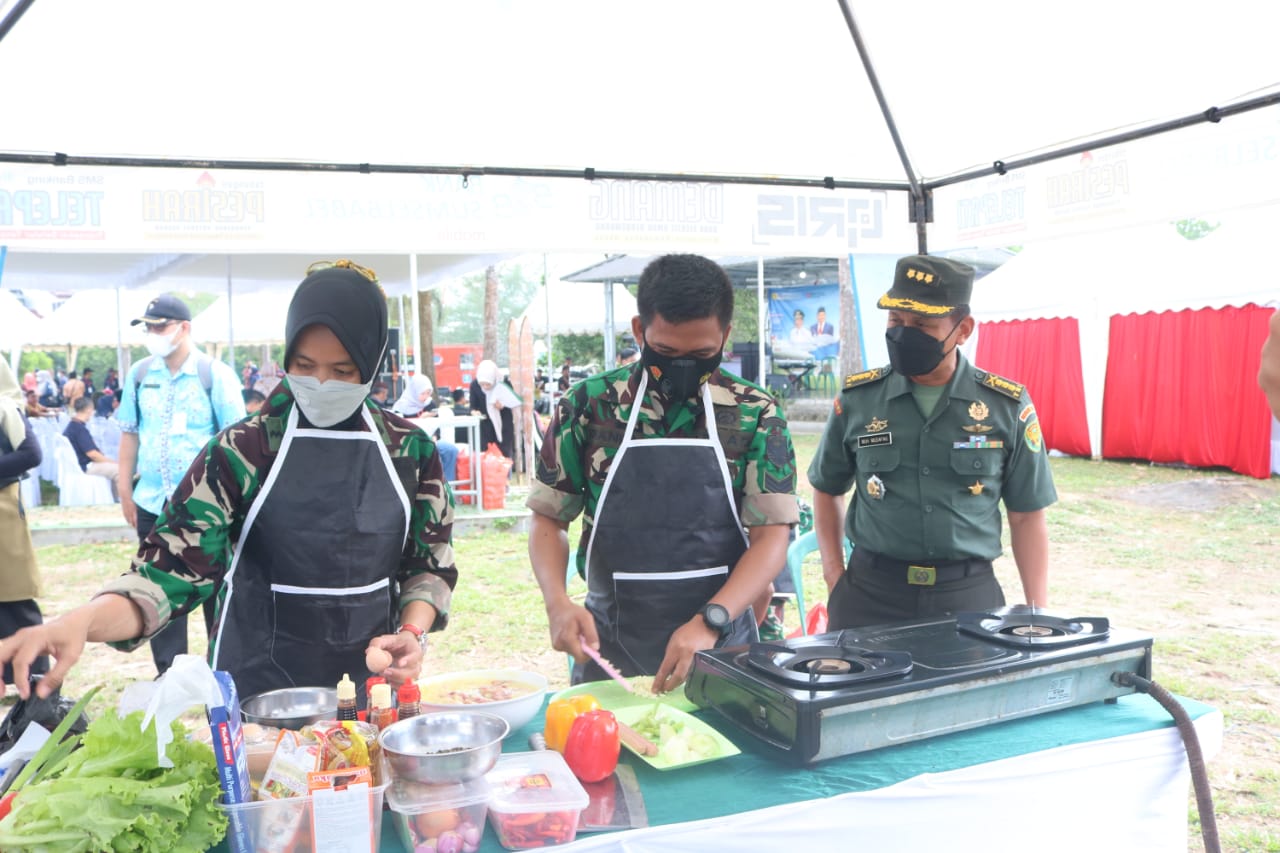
[684,607,1153,765]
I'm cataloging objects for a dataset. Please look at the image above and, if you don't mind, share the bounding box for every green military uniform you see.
[528,363,799,577]
[808,254,1057,628]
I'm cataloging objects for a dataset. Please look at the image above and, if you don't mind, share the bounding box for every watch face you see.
[703,603,731,631]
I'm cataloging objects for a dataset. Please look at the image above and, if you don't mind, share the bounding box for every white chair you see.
[29,417,61,484]
[90,417,122,461]
[19,473,40,508]
[53,435,114,506]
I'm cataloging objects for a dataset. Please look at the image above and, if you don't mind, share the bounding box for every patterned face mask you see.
[641,342,722,399]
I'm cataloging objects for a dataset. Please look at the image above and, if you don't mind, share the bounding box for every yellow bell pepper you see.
[544,693,601,753]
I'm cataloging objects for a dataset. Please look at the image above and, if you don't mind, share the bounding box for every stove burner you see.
[744,641,913,689]
[956,607,1110,648]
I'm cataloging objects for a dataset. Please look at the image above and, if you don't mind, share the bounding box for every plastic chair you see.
[19,473,40,508]
[53,436,114,506]
[784,529,853,635]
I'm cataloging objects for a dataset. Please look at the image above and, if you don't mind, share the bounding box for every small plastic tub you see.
[484,751,589,850]
[218,779,389,853]
[386,773,489,853]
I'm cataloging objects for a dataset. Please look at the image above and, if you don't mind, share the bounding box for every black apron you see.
[211,405,410,700]
[583,374,756,677]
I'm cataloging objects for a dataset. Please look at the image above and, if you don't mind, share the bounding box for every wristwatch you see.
[397,623,429,652]
[699,602,732,636]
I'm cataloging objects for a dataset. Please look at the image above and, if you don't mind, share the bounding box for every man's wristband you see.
[397,622,428,651]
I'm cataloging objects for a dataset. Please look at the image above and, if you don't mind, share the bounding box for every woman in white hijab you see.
[470,360,521,459]
[0,360,49,685]
[392,373,435,418]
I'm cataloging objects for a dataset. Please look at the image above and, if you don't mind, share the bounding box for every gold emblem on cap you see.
[905,268,936,284]
[865,416,888,433]
[968,481,985,496]
[962,423,994,433]
[968,400,989,421]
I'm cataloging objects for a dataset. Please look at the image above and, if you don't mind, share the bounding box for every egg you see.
[365,647,393,673]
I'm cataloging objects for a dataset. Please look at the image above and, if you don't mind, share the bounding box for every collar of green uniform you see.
[885,351,979,401]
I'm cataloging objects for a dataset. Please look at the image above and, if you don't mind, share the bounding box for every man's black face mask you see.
[641,341,722,399]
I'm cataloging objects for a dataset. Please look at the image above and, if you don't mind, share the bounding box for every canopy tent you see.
[967,216,1279,478]
[0,0,1276,262]
[0,289,44,368]
[26,288,163,348]
[190,290,294,345]
[518,279,639,336]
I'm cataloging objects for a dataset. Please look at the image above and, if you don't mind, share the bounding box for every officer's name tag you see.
[857,432,893,448]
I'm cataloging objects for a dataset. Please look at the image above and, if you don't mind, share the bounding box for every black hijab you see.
[285,265,388,383]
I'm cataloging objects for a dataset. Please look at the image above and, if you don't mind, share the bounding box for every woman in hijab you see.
[0,360,50,686]
[35,369,59,409]
[470,359,521,460]
[392,373,436,418]
[0,260,459,705]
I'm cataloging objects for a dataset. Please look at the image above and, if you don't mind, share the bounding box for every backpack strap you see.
[131,353,221,430]
[131,355,156,427]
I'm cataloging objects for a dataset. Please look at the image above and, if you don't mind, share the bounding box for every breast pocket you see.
[857,446,903,507]
[949,449,1003,510]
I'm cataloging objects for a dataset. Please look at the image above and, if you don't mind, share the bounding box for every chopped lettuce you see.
[631,705,720,764]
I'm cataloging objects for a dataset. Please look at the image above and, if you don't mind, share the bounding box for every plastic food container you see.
[484,751,589,850]
[386,773,489,853]
[217,779,389,853]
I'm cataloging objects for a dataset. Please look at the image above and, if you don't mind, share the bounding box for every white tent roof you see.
[27,289,162,348]
[519,280,639,336]
[2,1,1276,188]
[191,290,295,345]
[0,290,44,355]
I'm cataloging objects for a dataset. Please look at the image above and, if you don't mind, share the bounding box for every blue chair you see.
[784,529,853,635]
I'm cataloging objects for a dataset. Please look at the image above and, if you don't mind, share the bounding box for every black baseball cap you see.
[130,293,192,326]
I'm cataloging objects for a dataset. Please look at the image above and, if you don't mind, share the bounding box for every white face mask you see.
[288,373,372,428]
[144,327,180,358]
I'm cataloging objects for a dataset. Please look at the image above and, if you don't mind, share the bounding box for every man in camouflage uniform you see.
[0,262,456,703]
[528,254,798,693]
[808,255,1056,629]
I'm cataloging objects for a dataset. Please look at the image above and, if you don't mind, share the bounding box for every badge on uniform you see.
[962,423,994,434]
[864,417,888,433]
[968,481,985,495]
[866,474,885,500]
[968,400,990,421]
[1025,419,1044,453]
[858,432,892,448]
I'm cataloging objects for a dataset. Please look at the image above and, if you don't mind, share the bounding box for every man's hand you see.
[0,611,94,700]
[652,617,719,695]
[545,598,598,662]
[367,631,424,688]
[120,491,137,529]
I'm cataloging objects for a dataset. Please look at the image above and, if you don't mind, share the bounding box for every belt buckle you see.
[907,565,936,586]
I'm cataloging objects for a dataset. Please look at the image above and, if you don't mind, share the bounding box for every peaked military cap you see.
[877,255,975,317]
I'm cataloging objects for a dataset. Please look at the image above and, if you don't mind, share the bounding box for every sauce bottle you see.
[365,675,386,708]
[336,673,358,721]
[396,680,421,720]
[368,682,398,731]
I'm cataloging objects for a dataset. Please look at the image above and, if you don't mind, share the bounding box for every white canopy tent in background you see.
[0,290,44,371]
[518,279,639,337]
[967,213,1280,471]
[191,290,294,345]
[26,288,162,348]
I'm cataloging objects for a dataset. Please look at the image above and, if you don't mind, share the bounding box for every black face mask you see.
[885,321,961,377]
[641,342,722,400]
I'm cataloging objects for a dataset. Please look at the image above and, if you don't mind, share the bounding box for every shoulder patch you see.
[843,366,889,391]
[977,370,1024,401]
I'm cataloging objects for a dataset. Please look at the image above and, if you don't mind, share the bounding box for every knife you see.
[578,635,636,693]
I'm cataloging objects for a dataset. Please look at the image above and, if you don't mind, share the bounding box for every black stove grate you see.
[744,640,914,690]
[955,609,1110,649]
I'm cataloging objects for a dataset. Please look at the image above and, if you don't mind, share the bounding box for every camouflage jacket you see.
[99,380,456,650]
[527,364,799,577]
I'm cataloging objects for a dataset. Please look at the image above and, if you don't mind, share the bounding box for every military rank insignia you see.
[866,474,885,500]
[844,368,884,389]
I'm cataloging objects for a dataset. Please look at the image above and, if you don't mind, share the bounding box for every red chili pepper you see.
[562,709,620,783]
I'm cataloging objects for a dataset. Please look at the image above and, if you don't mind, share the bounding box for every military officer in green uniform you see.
[808,255,1057,628]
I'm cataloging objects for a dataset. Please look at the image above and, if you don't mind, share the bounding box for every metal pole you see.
[603,280,616,369]
[115,285,125,379]
[543,254,552,375]
[226,256,235,366]
[757,256,766,387]
[410,254,422,373]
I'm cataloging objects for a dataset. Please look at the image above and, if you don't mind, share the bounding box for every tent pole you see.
[543,254,552,375]
[603,279,616,369]
[757,257,765,388]
[115,286,125,380]
[226,256,235,367]
[410,255,422,373]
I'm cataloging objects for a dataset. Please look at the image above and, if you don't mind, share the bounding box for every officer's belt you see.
[853,548,993,586]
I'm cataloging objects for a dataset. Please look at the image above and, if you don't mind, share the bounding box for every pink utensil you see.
[579,635,636,693]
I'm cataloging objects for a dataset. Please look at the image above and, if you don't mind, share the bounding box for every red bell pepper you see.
[562,709,620,783]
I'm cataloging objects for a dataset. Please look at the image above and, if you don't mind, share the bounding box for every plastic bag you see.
[482,443,512,510]
[0,676,90,759]
[456,445,473,505]
[805,603,829,635]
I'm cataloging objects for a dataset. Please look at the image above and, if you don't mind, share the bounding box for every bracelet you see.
[397,623,428,651]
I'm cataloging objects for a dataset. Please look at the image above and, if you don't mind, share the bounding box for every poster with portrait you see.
[768,285,841,363]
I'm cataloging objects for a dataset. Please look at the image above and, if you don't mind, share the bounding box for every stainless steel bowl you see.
[381,711,509,783]
[241,686,338,730]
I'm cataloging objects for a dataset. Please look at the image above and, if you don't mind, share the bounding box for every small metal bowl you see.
[241,686,338,730]
[381,711,509,784]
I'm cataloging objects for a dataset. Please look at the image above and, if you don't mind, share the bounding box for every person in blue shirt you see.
[116,293,246,675]
[62,396,119,499]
